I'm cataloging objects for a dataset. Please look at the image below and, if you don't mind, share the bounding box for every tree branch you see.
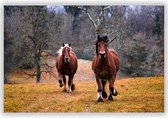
[41,63,55,69]
[22,38,35,52]
[107,32,121,45]
[40,40,48,49]
[24,71,36,79]
[103,6,111,10]
[24,63,57,80]
[41,70,57,79]
[86,12,97,28]
[107,30,119,38]
[99,6,111,16]
[28,35,37,45]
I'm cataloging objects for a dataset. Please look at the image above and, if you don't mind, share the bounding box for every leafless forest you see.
[4,6,164,83]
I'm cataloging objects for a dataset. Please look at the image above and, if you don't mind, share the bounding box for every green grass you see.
[4,76,164,112]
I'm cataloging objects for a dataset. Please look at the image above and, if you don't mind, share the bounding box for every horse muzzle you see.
[64,57,70,63]
[99,51,106,59]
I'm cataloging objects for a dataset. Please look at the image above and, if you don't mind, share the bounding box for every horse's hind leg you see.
[101,80,107,98]
[63,75,67,92]
[108,93,113,101]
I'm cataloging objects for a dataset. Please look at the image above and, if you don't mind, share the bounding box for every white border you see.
[1,0,167,118]
[1,0,167,5]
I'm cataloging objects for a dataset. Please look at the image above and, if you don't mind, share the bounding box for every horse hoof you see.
[68,90,71,94]
[108,95,113,101]
[102,91,107,98]
[60,84,63,87]
[112,89,118,96]
[63,89,67,92]
[58,80,63,87]
[97,97,104,102]
[71,84,75,91]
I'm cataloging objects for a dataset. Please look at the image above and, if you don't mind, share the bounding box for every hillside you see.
[4,6,164,113]
[4,60,164,112]
[7,59,95,84]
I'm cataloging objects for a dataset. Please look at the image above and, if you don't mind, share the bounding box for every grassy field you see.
[4,60,164,112]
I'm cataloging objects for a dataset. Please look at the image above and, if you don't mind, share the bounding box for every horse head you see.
[96,35,109,60]
[62,43,71,63]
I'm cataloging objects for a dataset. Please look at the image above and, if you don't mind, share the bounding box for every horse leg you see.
[71,82,75,91]
[63,75,67,92]
[96,77,103,102]
[58,73,63,87]
[68,75,73,93]
[108,76,118,101]
[70,75,75,91]
[112,75,118,96]
[101,79,107,98]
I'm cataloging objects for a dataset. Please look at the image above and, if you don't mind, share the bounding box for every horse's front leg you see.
[68,75,74,93]
[58,73,63,87]
[63,75,67,92]
[96,77,103,102]
[102,79,107,98]
[108,75,118,101]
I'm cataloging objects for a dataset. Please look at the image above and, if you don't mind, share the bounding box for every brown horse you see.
[56,43,78,93]
[92,35,120,102]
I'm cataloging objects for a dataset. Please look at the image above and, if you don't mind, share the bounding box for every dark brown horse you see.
[56,43,78,93]
[92,35,120,102]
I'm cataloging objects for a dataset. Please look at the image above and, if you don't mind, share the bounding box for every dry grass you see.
[4,60,164,112]
[4,77,164,112]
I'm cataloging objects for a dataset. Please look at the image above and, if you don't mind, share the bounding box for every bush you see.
[75,49,93,60]
[19,62,35,69]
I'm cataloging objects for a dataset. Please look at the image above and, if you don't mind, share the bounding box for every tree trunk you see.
[36,62,41,83]
[4,74,9,84]
[35,52,41,83]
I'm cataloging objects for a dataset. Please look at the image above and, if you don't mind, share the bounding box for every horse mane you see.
[109,49,119,56]
[57,44,72,55]
[96,35,109,56]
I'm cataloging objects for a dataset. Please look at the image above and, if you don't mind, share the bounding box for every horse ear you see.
[69,43,71,47]
[104,35,107,40]
[63,43,65,47]
[104,35,108,43]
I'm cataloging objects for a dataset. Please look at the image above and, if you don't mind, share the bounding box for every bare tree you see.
[80,6,126,43]
[4,6,64,83]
